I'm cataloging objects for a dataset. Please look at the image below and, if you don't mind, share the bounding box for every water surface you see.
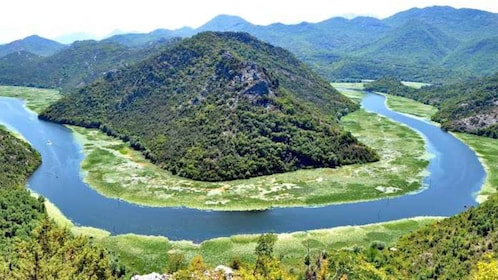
[0,93,485,241]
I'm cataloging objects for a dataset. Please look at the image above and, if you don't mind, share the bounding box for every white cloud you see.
[0,0,497,43]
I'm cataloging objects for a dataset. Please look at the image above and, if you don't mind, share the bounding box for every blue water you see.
[0,93,486,242]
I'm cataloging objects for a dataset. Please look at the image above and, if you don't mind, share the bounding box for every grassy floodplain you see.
[44,193,439,276]
[0,85,61,113]
[99,217,440,275]
[71,103,429,210]
[42,188,441,276]
[384,94,438,122]
[335,82,496,203]
[454,133,498,202]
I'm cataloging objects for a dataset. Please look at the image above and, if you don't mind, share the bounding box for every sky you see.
[1,0,497,43]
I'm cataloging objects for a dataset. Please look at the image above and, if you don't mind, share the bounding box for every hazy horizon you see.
[1,0,498,44]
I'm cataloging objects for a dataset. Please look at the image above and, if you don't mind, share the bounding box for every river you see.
[0,93,486,242]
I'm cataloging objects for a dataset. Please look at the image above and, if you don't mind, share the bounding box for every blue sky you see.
[1,0,497,43]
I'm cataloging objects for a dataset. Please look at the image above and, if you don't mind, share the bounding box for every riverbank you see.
[43,194,439,275]
[0,86,61,113]
[333,82,496,203]
[453,133,498,203]
[70,105,428,210]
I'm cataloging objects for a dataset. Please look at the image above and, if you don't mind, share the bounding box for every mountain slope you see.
[40,32,378,181]
[0,35,65,57]
[443,37,498,77]
[0,39,178,91]
[363,20,459,64]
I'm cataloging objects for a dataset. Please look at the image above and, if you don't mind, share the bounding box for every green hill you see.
[40,32,378,181]
[0,35,65,58]
[0,126,126,279]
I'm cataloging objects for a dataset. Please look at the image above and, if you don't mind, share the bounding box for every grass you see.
[42,197,440,276]
[70,104,428,210]
[453,133,498,203]
[330,82,365,91]
[97,217,440,275]
[0,85,61,113]
[383,93,497,203]
[383,94,438,122]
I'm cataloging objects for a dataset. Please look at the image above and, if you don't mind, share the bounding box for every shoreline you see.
[68,107,429,211]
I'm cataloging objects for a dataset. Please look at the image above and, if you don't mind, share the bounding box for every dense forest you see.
[365,74,498,138]
[40,32,378,181]
[0,127,126,279]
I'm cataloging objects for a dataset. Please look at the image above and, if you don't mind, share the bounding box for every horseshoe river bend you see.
[0,92,486,242]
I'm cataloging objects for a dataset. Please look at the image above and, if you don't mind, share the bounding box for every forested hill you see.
[40,32,378,181]
[0,127,40,188]
[365,74,498,138]
[0,127,126,279]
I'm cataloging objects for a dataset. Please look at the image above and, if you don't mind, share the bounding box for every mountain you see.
[0,39,178,90]
[365,75,498,138]
[2,6,498,86]
[103,29,178,47]
[54,32,98,44]
[197,15,254,32]
[40,32,378,181]
[0,35,65,57]
[0,51,43,87]
[384,6,498,41]
[183,6,498,82]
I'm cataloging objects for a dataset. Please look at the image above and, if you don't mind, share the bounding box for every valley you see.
[0,83,493,278]
[0,3,497,279]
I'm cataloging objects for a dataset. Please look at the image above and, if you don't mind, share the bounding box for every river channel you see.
[0,92,486,241]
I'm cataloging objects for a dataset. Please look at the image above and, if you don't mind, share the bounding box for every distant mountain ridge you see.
[53,5,498,82]
[0,38,179,90]
[0,35,65,58]
[1,5,497,86]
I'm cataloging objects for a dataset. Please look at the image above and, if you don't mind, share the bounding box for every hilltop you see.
[0,35,65,58]
[40,32,378,181]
